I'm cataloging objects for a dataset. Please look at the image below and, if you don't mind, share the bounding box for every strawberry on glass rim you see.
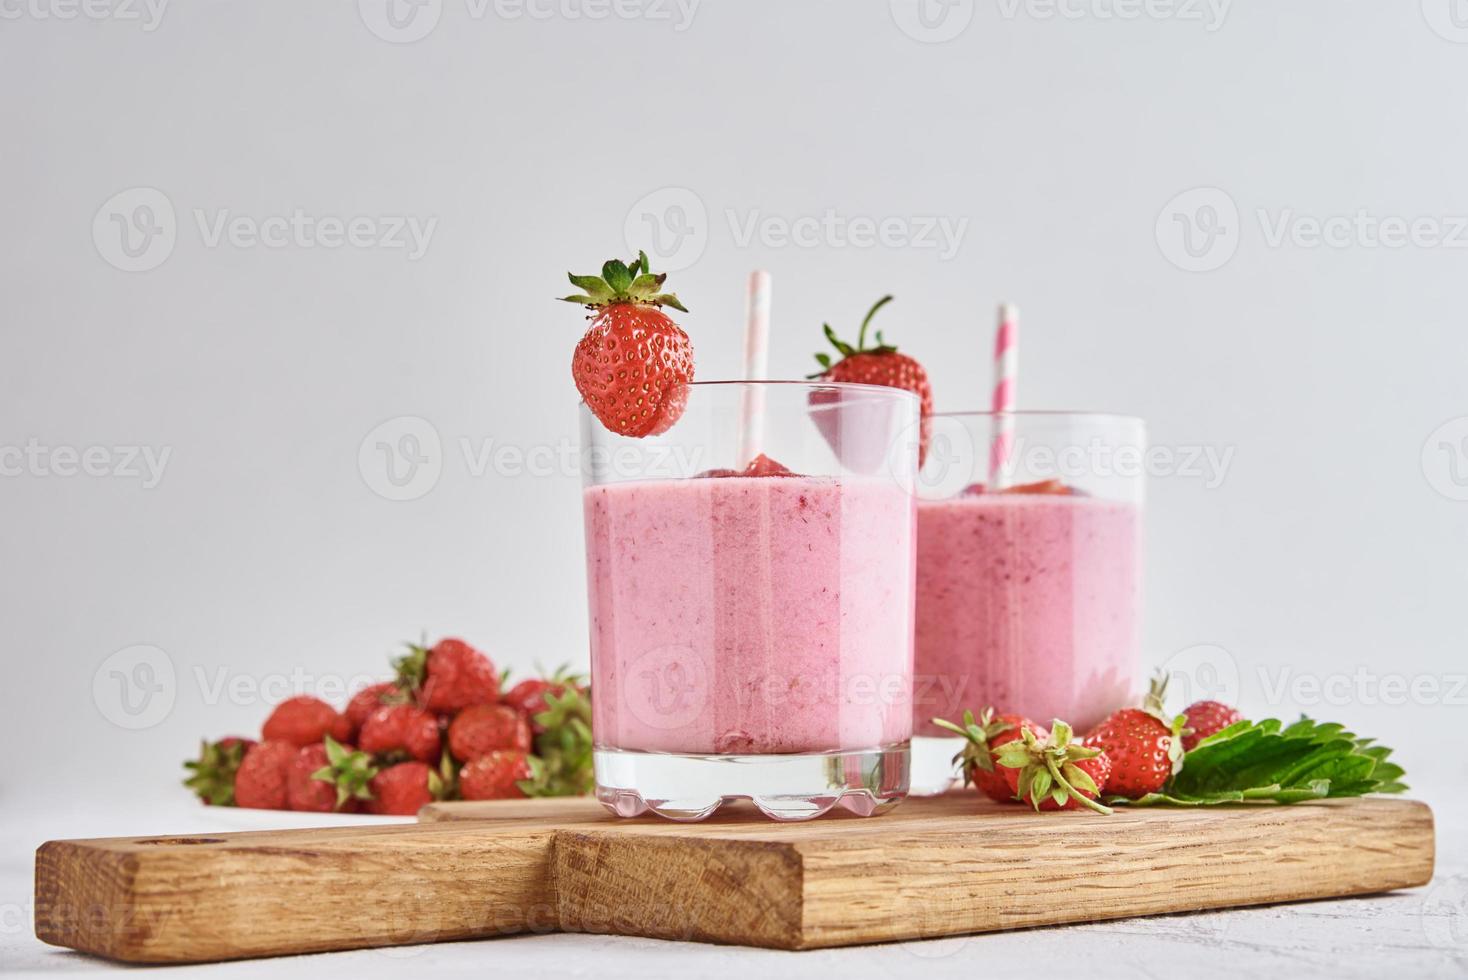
[810,295,933,462]
[562,251,694,438]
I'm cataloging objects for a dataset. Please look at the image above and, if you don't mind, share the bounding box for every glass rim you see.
[576,378,924,413]
[932,409,1145,425]
[677,378,920,398]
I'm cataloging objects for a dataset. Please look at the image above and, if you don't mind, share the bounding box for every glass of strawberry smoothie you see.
[909,412,1145,795]
[581,381,921,821]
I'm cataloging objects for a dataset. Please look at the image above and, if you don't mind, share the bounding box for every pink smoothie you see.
[913,494,1140,736]
[585,475,915,755]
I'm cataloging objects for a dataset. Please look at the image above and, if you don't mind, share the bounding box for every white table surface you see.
[3,785,1464,980]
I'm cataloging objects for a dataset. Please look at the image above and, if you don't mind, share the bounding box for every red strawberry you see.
[182,736,256,806]
[396,637,499,714]
[994,721,1113,814]
[1083,673,1185,799]
[1181,700,1244,751]
[261,695,352,748]
[365,761,445,816]
[503,669,586,735]
[811,295,932,463]
[933,709,1049,802]
[233,740,297,810]
[345,682,403,736]
[742,453,797,477]
[358,703,441,763]
[459,751,533,801]
[448,704,531,762]
[563,251,693,438]
[999,479,1076,496]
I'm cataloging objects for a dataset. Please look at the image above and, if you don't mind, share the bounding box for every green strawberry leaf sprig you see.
[521,683,594,798]
[1113,717,1407,807]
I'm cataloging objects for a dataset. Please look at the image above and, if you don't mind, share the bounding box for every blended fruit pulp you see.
[913,493,1140,735]
[585,474,915,755]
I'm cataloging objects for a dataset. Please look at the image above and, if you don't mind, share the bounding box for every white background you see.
[2,1,1466,975]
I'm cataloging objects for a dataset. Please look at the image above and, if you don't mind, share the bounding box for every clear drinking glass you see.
[908,411,1146,795]
[581,381,920,821]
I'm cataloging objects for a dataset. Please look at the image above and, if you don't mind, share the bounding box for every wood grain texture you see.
[34,819,563,963]
[35,794,1434,962]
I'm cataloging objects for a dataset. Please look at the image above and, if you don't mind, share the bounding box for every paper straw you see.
[987,303,1019,488]
[737,270,772,464]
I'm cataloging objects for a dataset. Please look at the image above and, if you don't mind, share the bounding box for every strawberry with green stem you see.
[933,709,1048,803]
[395,637,499,715]
[1083,672,1186,799]
[182,737,255,806]
[304,736,379,812]
[502,664,587,735]
[810,295,933,463]
[563,251,694,438]
[995,721,1113,814]
[523,684,594,797]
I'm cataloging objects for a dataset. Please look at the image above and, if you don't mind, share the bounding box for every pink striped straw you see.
[987,303,1019,488]
[737,270,773,464]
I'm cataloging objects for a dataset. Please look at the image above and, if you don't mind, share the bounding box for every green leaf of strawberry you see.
[560,250,687,312]
[1112,716,1409,807]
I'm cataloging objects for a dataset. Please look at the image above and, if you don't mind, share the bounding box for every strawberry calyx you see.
[994,721,1114,815]
[932,708,1015,784]
[559,251,687,313]
[310,736,379,811]
[521,685,594,797]
[428,748,456,802]
[391,638,430,698]
[182,737,253,806]
[809,295,899,377]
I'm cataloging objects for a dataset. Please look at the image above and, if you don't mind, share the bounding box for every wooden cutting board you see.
[34,794,1434,963]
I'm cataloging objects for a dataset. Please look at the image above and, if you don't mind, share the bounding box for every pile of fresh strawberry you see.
[183,637,593,816]
[936,674,1405,813]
